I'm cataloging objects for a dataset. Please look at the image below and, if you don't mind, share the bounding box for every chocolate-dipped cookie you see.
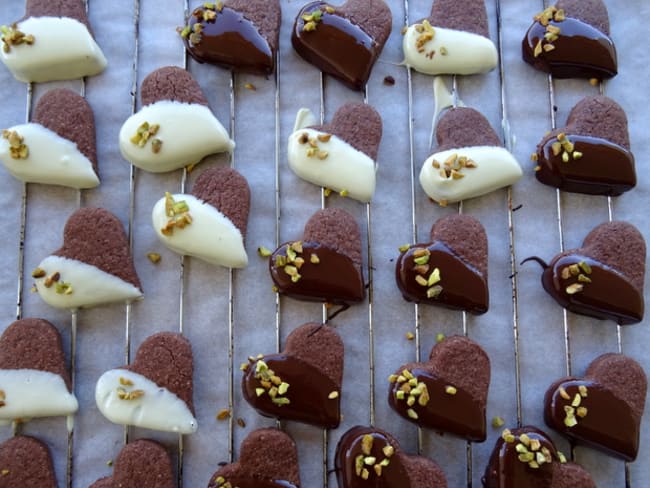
[0,0,106,82]
[95,332,197,434]
[419,107,522,206]
[242,323,343,428]
[269,208,364,305]
[207,428,300,487]
[292,0,392,91]
[544,353,647,461]
[179,1,281,75]
[0,435,57,487]
[33,207,143,310]
[119,66,234,173]
[528,221,645,325]
[0,88,99,188]
[0,318,78,424]
[89,439,174,488]
[522,1,617,79]
[388,335,489,441]
[396,214,488,314]
[483,426,595,487]
[288,103,381,203]
[152,166,250,268]
[403,0,498,76]
[335,426,447,487]
[534,96,635,196]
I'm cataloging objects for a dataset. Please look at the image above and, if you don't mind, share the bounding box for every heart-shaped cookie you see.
[95,332,197,434]
[335,425,447,487]
[0,88,99,188]
[119,66,234,173]
[483,426,595,487]
[242,322,343,428]
[419,107,522,206]
[0,0,106,83]
[207,428,300,487]
[387,335,490,441]
[522,0,617,79]
[533,221,645,325]
[179,0,281,75]
[269,207,364,305]
[544,353,647,461]
[288,103,381,202]
[291,0,392,91]
[152,166,250,268]
[33,207,143,310]
[534,96,635,196]
[396,214,489,314]
[0,318,78,424]
[0,435,57,487]
[403,0,498,76]
[89,439,174,488]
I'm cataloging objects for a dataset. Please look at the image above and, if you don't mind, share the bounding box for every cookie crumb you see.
[383,75,395,86]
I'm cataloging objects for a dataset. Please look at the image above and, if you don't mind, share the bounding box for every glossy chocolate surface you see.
[292,2,376,90]
[536,134,635,196]
[523,18,617,79]
[208,476,296,488]
[335,426,411,488]
[545,379,639,461]
[184,6,274,75]
[242,355,341,429]
[270,242,365,304]
[541,254,643,325]
[396,242,488,314]
[388,368,486,441]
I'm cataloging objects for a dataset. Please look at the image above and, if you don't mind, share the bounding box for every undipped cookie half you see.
[0,435,57,487]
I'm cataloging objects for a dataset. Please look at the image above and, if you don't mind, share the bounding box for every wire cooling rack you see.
[0,1,648,487]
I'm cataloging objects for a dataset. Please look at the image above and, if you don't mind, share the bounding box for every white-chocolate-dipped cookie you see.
[119,66,233,173]
[288,103,381,203]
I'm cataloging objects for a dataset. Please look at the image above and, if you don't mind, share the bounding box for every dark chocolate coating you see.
[428,0,491,39]
[140,66,209,107]
[435,107,502,153]
[23,0,92,31]
[0,436,57,487]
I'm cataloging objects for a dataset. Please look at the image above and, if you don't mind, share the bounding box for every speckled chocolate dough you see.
[53,208,142,290]
[0,318,71,391]
[0,436,57,488]
[430,214,488,278]
[285,323,343,387]
[552,462,597,488]
[336,0,392,48]
[33,88,98,175]
[400,454,448,487]
[310,103,382,160]
[208,428,301,487]
[565,96,629,149]
[556,0,610,35]
[435,107,502,153]
[192,166,251,238]
[22,0,92,31]
[89,439,174,488]
[428,0,491,38]
[124,332,194,414]
[225,0,282,53]
[140,66,209,107]
[303,208,362,267]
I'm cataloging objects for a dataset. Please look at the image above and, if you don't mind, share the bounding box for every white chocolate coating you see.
[34,256,143,310]
[152,194,248,268]
[0,369,78,424]
[0,17,106,83]
[403,25,498,75]
[419,146,522,204]
[95,369,197,434]
[288,126,376,203]
[119,101,234,173]
[0,123,99,188]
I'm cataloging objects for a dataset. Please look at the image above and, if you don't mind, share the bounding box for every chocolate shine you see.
[536,134,635,196]
[335,426,411,488]
[545,380,639,461]
[292,2,376,91]
[270,242,365,305]
[396,242,488,314]
[242,355,340,429]
[209,477,295,488]
[541,254,643,325]
[184,6,274,75]
[523,18,617,79]
[388,368,486,441]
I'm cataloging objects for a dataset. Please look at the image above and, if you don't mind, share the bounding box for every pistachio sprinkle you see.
[130,122,162,153]
[251,359,291,406]
[532,6,566,57]
[1,24,35,53]
[161,192,192,236]
[2,129,29,160]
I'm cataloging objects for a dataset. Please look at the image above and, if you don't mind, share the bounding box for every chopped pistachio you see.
[31,267,46,278]
[339,189,349,197]
[427,285,443,299]
[317,133,332,142]
[436,333,445,343]
[272,397,290,406]
[237,418,246,428]
[405,332,415,341]
[445,385,457,395]
[147,252,161,264]
[310,254,320,264]
[361,434,374,455]
[492,416,505,428]
[578,385,588,397]
[328,391,339,400]
[576,406,588,418]
[1,24,35,53]
[244,82,256,91]
[519,434,531,446]
[578,261,592,274]
[216,409,230,421]
[565,283,584,295]
[559,387,570,400]
[2,129,29,159]
[257,246,272,257]
[407,408,419,419]
[255,388,265,397]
